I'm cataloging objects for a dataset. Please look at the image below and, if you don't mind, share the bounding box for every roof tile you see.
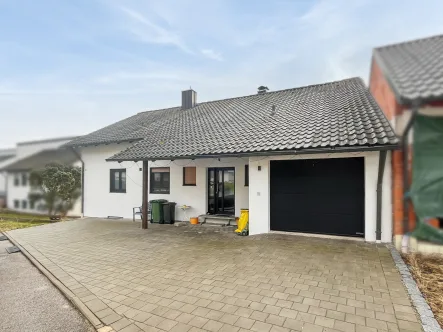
[374,34,443,104]
[107,77,397,160]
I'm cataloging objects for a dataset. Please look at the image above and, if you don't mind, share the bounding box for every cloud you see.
[2,0,443,148]
[201,49,223,61]
[117,6,192,54]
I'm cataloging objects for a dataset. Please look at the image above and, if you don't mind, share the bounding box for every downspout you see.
[402,104,420,234]
[376,150,387,242]
[70,148,85,216]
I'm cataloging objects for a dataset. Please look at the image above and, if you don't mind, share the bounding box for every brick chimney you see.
[182,89,197,109]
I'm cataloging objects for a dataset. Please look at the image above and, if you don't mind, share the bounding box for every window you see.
[245,165,249,186]
[183,167,196,186]
[150,167,170,194]
[22,173,28,186]
[30,200,35,210]
[22,200,27,209]
[14,200,19,208]
[14,174,20,186]
[110,169,126,193]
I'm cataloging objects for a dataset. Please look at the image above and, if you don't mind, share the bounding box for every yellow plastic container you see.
[235,209,249,235]
[190,217,199,225]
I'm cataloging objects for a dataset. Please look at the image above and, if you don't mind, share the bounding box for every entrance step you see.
[198,215,237,227]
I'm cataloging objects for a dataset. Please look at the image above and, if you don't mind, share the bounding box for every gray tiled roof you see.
[108,77,398,161]
[374,34,443,105]
[65,107,181,147]
[1,149,78,171]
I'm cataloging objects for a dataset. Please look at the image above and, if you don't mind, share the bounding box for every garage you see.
[270,157,365,237]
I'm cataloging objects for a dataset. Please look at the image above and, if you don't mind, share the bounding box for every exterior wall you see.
[248,151,392,243]
[147,158,249,221]
[81,144,142,219]
[0,172,6,197]
[6,173,29,212]
[370,57,443,238]
[369,59,404,124]
[6,162,82,216]
[81,145,249,220]
[370,58,407,236]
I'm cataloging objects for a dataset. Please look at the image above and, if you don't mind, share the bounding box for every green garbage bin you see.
[149,199,168,223]
[162,202,176,224]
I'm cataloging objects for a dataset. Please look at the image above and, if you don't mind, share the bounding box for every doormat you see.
[6,246,21,254]
[0,235,7,241]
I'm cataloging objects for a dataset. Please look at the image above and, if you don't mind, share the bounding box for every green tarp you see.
[410,115,443,243]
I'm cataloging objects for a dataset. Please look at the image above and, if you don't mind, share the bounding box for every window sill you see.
[183,184,196,186]
[110,191,126,193]
[150,192,170,194]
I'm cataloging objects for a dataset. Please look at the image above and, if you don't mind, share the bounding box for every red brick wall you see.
[369,59,413,235]
[369,59,404,121]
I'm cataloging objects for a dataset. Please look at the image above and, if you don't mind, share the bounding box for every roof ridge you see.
[137,77,363,114]
[374,34,443,51]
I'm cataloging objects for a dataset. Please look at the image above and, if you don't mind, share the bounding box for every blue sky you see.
[0,0,442,148]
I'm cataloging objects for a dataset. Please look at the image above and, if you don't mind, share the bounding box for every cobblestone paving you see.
[8,219,422,332]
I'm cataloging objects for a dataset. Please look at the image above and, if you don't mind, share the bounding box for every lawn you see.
[0,209,53,232]
[403,253,443,327]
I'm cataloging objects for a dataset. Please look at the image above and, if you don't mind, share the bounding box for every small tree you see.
[29,163,81,217]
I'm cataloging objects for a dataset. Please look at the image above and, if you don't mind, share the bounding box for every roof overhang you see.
[65,138,143,149]
[106,143,399,162]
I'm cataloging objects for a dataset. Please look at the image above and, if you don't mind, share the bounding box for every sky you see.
[0,0,442,149]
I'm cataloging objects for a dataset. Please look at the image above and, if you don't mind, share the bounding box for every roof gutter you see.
[402,104,420,234]
[70,148,84,216]
[106,144,399,162]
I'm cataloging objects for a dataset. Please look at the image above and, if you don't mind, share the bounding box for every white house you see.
[66,77,398,243]
[0,148,16,207]
[0,137,82,216]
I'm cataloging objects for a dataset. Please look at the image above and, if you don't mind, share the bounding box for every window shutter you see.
[183,167,196,185]
[151,167,170,173]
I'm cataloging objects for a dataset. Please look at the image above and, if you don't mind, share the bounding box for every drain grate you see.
[0,235,7,241]
[6,246,21,254]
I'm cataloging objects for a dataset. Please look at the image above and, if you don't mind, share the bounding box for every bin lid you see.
[149,199,168,203]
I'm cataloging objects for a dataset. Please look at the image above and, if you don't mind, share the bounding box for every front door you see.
[208,168,235,215]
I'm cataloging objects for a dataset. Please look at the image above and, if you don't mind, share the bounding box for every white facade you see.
[81,144,249,220]
[83,144,392,243]
[147,158,249,221]
[81,144,144,219]
[249,151,392,243]
[3,137,81,215]
[6,163,82,216]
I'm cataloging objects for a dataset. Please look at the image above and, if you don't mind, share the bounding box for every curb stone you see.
[3,231,114,332]
[388,244,442,332]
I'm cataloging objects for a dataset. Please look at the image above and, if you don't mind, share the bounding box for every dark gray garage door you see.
[270,158,364,237]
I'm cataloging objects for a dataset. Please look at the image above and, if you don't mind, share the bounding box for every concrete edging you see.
[3,231,104,331]
[388,244,442,332]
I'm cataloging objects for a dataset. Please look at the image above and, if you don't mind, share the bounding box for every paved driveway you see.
[7,219,422,332]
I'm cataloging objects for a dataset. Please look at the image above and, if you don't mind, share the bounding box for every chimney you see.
[182,89,197,109]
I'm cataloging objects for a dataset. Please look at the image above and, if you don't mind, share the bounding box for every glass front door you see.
[208,167,235,215]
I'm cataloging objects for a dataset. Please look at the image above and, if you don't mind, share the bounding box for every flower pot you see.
[190,217,199,225]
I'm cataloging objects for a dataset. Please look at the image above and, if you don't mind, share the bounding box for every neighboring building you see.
[369,34,443,247]
[66,77,398,243]
[0,148,16,207]
[0,137,82,215]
